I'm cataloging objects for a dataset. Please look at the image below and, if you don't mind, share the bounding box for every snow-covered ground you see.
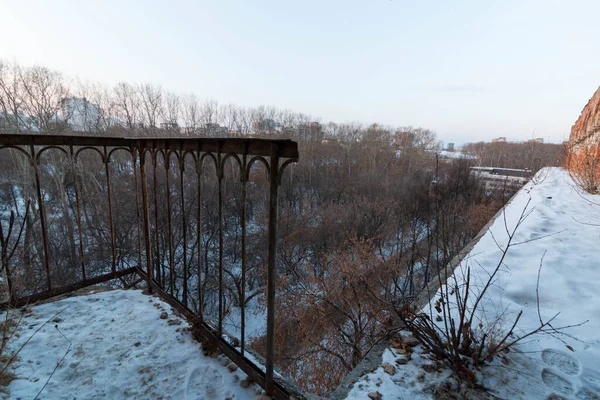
[5,289,263,399]
[223,298,267,346]
[437,150,477,160]
[346,168,600,399]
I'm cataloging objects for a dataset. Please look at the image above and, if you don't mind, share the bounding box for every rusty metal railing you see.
[0,133,298,398]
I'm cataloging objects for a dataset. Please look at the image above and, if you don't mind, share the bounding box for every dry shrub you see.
[400,201,586,389]
[466,203,498,234]
[251,237,391,396]
[567,138,600,193]
[0,310,20,394]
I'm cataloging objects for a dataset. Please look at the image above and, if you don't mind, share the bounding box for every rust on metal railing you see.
[0,133,299,399]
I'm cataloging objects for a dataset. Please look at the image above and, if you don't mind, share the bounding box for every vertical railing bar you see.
[180,151,188,307]
[70,145,86,281]
[218,145,224,337]
[139,147,153,293]
[132,148,143,273]
[104,145,117,273]
[166,151,175,295]
[31,144,52,291]
[152,151,162,288]
[265,143,280,396]
[240,150,248,356]
[196,145,203,320]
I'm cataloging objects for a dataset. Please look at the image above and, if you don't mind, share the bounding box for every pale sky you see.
[1,0,599,144]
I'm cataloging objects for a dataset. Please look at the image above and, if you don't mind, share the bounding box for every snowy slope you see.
[6,289,262,399]
[347,168,600,399]
[455,168,600,399]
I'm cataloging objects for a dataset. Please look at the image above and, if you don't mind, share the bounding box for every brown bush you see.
[566,139,600,193]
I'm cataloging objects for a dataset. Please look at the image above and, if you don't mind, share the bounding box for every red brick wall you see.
[570,87,600,146]
[568,87,600,192]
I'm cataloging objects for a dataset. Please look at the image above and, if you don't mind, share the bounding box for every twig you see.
[511,230,567,247]
[34,324,72,400]
[571,216,600,227]
[536,250,547,326]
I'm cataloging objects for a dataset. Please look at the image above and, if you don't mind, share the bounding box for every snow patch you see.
[6,289,261,399]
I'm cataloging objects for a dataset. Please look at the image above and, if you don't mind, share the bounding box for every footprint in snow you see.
[542,349,581,376]
[582,370,600,391]
[540,348,600,398]
[542,368,575,396]
[184,365,229,400]
[575,388,600,400]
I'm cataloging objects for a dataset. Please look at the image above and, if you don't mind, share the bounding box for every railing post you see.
[179,153,188,307]
[166,151,175,295]
[240,151,247,356]
[196,146,203,318]
[139,147,154,293]
[132,148,143,274]
[70,146,86,281]
[152,150,162,287]
[265,143,280,396]
[104,146,117,273]
[217,146,224,337]
[31,145,52,291]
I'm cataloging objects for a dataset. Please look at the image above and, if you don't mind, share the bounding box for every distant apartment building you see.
[160,121,179,131]
[491,136,545,145]
[321,137,341,144]
[200,123,229,136]
[297,122,323,141]
[252,119,279,133]
[281,126,296,138]
[179,123,228,136]
[62,97,101,132]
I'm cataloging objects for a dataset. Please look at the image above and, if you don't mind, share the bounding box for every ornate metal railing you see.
[0,133,299,398]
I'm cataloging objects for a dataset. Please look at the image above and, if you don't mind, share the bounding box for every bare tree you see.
[163,91,181,135]
[139,83,163,135]
[113,82,141,133]
[181,93,201,136]
[0,61,28,133]
[19,65,71,133]
[200,99,221,136]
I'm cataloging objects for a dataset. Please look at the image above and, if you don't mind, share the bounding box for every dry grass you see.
[0,314,18,395]
[0,374,16,396]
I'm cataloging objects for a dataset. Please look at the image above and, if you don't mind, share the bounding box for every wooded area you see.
[0,61,567,395]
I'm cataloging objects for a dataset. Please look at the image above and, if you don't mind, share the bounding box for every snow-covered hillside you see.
[5,290,262,399]
[346,168,600,399]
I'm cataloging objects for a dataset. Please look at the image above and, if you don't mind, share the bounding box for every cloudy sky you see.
[1,0,599,144]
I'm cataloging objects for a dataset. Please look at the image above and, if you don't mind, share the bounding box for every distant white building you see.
[61,97,101,132]
[437,150,477,160]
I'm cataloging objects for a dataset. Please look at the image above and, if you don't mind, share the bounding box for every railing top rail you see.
[0,133,299,159]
